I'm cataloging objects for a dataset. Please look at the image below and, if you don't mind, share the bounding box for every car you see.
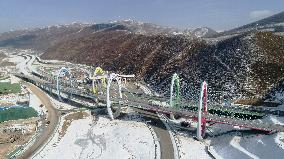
[46,121,50,126]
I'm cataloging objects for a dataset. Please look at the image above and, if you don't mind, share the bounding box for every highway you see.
[15,69,284,133]
[18,82,60,159]
[15,55,179,159]
[11,55,60,159]
[12,54,284,159]
[24,69,282,118]
[140,110,175,159]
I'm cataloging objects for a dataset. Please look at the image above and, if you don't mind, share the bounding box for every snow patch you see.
[34,114,157,159]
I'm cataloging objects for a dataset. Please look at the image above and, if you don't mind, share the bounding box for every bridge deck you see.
[16,73,284,132]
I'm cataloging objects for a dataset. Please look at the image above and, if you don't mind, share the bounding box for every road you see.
[14,54,284,158]
[18,82,59,159]
[133,108,175,159]
[16,71,284,132]
[18,54,177,159]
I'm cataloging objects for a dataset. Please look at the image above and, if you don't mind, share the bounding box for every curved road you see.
[132,108,176,159]
[123,84,176,159]
[18,54,176,159]
[18,82,59,159]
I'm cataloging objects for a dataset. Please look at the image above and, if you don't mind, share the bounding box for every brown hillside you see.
[41,31,284,103]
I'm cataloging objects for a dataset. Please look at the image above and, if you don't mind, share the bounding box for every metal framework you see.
[15,54,284,136]
[106,73,122,120]
[170,73,181,109]
[92,67,106,94]
[56,67,72,101]
[106,73,135,119]
[197,81,208,140]
[15,72,284,133]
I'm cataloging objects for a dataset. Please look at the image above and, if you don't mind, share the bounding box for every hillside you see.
[41,29,284,104]
[0,14,284,104]
[214,11,284,37]
[0,23,90,51]
[0,20,216,52]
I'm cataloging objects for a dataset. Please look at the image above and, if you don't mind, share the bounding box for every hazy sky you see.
[0,0,283,33]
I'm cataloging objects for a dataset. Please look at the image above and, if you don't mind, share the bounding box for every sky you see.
[0,0,283,33]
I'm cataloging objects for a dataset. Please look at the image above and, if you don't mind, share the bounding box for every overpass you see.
[13,55,284,141]
[14,72,284,135]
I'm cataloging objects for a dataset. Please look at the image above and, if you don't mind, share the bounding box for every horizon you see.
[0,0,284,33]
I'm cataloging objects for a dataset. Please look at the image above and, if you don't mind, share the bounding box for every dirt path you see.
[18,83,59,159]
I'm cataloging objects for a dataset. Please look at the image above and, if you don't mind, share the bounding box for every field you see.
[0,82,21,94]
[0,107,38,122]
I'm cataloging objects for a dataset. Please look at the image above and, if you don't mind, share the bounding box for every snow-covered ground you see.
[134,82,160,96]
[4,51,284,159]
[161,113,284,159]
[7,55,25,64]
[158,113,211,159]
[134,82,153,95]
[28,89,47,115]
[33,112,158,159]
[209,115,284,159]
[8,55,30,74]
[177,132,211,159]
[46,92,77,110]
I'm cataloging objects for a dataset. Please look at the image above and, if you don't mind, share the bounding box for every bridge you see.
[13,55,284,141]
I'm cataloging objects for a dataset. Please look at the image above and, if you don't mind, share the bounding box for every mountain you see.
[0,23,92,51]
[40,27,284,104]
[1,15,284,105]
[215,11,284,37]
[0,20,216,52]
[111,20,218,37]
[191,27,218,38]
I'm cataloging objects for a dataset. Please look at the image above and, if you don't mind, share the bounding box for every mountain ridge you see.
[0,20,217,52]
[214,11,284,37]
[1,13,284,104]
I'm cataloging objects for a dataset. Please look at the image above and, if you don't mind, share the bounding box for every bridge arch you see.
[56,67,73,101]
[92,67,107,94]
[170,73,181,109]
[106,73,122,120]
[197,81,208,140]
